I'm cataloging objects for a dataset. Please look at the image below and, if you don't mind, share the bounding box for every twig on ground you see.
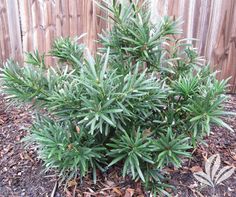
[50,181,58,197]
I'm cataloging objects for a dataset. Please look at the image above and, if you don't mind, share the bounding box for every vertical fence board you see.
[44,0,56,65]
[69,0,78,37]
[55,0,63,37]
[85,1,95,51]
[76,0,83,38]
[0,0,11,63]
[31,0,44,53]
[210,0,236,92]
[5,0,22,63]
[18,0,33,54]
[61,0,70,37]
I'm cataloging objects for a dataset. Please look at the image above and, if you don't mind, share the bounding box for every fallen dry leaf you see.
[24,153,34,163]
[67,179,77,187]
[190,166,202,173]
[163,167,176,173]
[113,187,122,196]
[124,188,134,197]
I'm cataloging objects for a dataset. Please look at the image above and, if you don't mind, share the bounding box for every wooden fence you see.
[0,0,236,92]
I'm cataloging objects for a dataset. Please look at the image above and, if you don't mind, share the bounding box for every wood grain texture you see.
[31,0,45,54]
[0,0,11,63]
[5,0,22,63]
[0,0,235,92]
[18,0,34,58]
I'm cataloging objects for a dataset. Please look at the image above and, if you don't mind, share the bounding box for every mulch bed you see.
[0,94,235,197]
[169,95,236,197]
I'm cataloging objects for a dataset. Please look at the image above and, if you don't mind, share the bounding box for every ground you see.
[0,94,235,197]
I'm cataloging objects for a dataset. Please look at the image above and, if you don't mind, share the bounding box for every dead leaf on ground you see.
[112,187,122,196]
[67,179,77,187]
[164,167,176,173]
[24,153,34,163]
[124,188,135,197]
[190,166,203,173]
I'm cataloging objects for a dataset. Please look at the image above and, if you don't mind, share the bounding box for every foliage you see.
[0,0,234,195]
[50,36,85,66]
[25,50,46,68]
[107,129,155,182]
[25,116,106,182]
[98,0,182,71]
[154,128,192,168]
[0,60,48,102]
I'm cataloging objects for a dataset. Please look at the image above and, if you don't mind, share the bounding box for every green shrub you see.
[25,116,106,182]
[0,0,234,195]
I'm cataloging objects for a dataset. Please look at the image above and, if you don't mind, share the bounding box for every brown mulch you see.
[169,95,236,197]
[0,94,235,197]
[0,97,59,197]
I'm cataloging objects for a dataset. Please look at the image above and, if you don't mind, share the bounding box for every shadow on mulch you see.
[0,94,235,197]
